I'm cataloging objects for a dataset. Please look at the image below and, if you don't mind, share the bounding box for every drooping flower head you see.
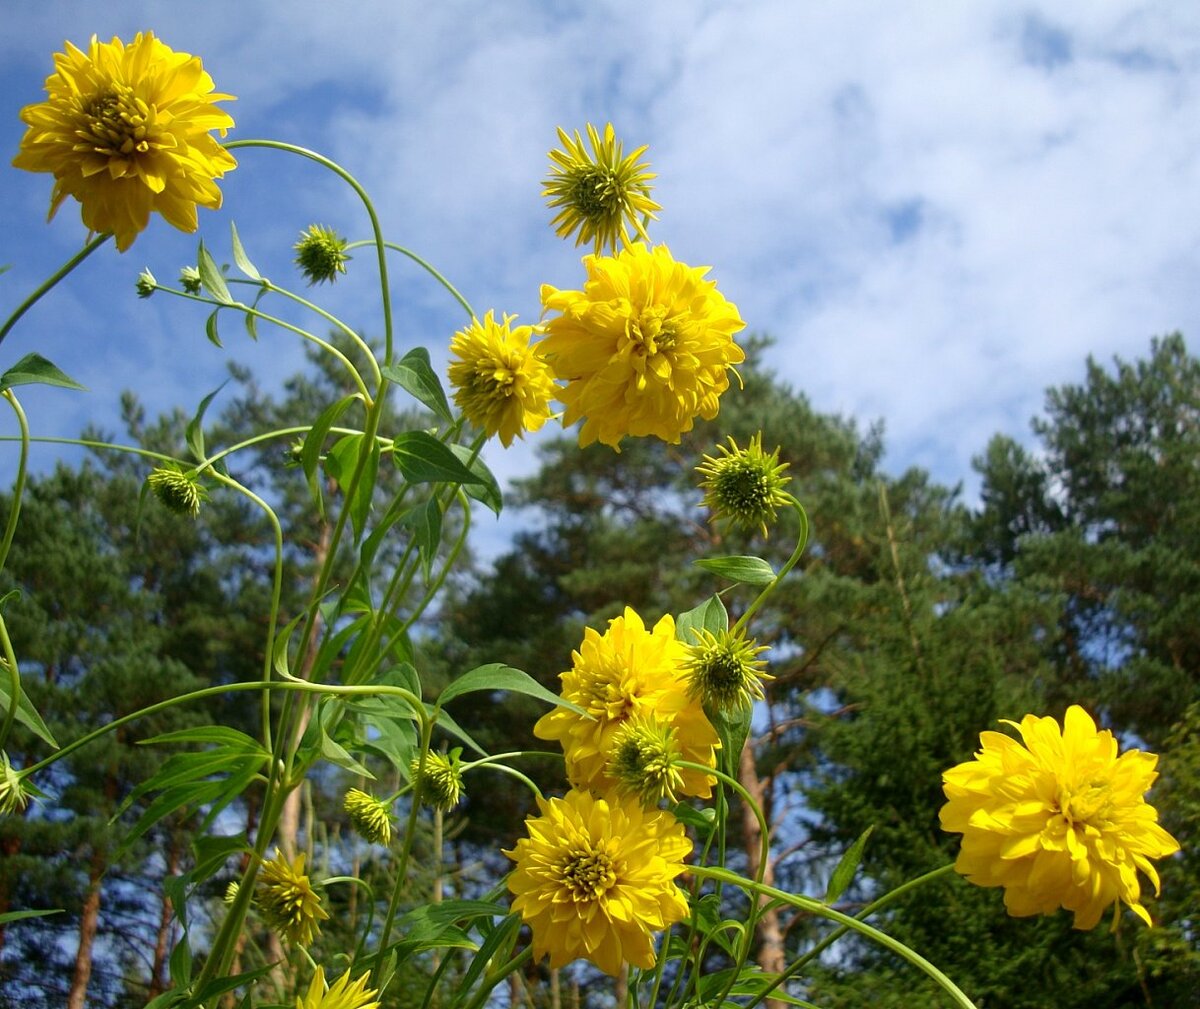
[504,788,691,976]
[684,628,772,714]
[0,753,32,816]
[448,311,556,448]
[540,244,745,449]
[410,749,466,812]
[13,33,236,251]
[343,788,393,846]
[256,850,329,946]
[146,465,207,518]
[294,224,351,284]
[697,433,792,537]
[607,713,687,807]
[296,966,381,1009]
[543,123,660,255]
[940,705,1181,930]
[534,607,718,798]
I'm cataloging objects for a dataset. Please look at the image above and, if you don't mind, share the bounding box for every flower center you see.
[558,848,616,902]
[1060,778,1115,827]
[572,661,634,720]
[631,307,677,358]
[77,85,155,159]
[568,165,624,221]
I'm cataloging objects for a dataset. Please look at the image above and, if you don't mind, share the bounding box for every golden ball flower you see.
[13,32,236,252]
[294,224,351,285]
[296,966,381,1009]
[696,433,792,537]
[447,311,556,448]
[343,788,393,846]
[940,705,1181,930]
[256,850,329,946]
[684,628,772,714]
[504,788,691,976]
[534,606,718,799]
[146,466,207,518]
[540,244,745,449]
[543,122,661,255]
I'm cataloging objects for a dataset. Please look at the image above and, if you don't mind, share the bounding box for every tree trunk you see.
[738,741,787,1009]
[148,833,182,998]
[65,847,105,1009]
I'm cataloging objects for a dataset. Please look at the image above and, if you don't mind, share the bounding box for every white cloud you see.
[2,0,1199,518]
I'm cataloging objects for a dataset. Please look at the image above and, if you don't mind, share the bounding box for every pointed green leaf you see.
[326,433,379,539]
[229,222,262,281]
[0,353,86,393]
[694,554,777,586]
[0,908,63,925]
[184,381,228,463]
[393,431,485,486]
[675,595,729,644]
[450,444,503,514]
[301,393,359,517]
[204,309,222,348]
[0,674,57,747]
[382,347,454,423]
[825,825,874,904]
[436,662,578,711]
[319,729,374,778]
[402,496,443,582]
[197,240,232,304]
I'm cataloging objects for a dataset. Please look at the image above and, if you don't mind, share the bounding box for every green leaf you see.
[229,222,262,281]
[204,309,222,348]
[168,932,191,988]
[301,393,359,518]
[197,240,233,304]
[0,353,86,393]
[382,348,454,423]
[319,727,375,778]
[694,554,777,586]
[426,705,487,757]
[402,497,443,582]
[712,703,752,777]
[0,674,57,747]
[0,908,63,925]
[824,825,874,904]
[671,801,717,831]
[393,431,485,486]
[437,663,581,713]
[191,834,248,884]
[325,433,379,539]
[450,444,503,515]
[184,381,228,463]
[675,594,729,644]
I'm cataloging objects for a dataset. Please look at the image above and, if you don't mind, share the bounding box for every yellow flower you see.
[543,122,660,255]
[504,788,691,975]
[13,32,236,251]
[296,966,381,1009]
[696,433,792,537]
[256,850,329,946]
[940,705,1181,930]
[534,607,718,799]
[540,244,745,449]
[343,788,393,846]
[448,311,556,448]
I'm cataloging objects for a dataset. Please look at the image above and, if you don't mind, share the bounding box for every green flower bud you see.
[411,750,465,812]
[685,628,771,713]
[344,788,393,846]
[135,268,157,298]
[294,224,350,285]
[696,432,791,538]
[179,265,203,294]
[146,466,208,518]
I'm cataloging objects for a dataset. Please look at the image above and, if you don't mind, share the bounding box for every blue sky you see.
[2,2,1199,556]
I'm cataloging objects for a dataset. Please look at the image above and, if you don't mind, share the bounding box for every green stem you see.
[460,945,533,1009]
[346,240,475,321]
[225,141,395,362]
[0,234,110,348]
[743,864,958,1009]
[732,495,809,636]
[374,715,435,988]
[0,390,30,575]
[0,614,22,752]
[691,866,978,1009]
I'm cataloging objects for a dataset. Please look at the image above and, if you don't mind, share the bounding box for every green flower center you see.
[559,849,616,901]
[568,165,625,220]
[79,85,152,157]
[1060,779,1114,827]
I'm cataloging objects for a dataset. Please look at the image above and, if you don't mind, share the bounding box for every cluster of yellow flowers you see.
[9,28,1186,1001]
